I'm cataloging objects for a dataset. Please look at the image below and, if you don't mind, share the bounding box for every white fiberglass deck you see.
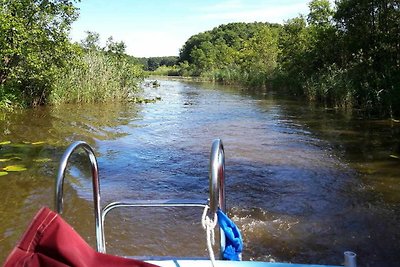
[147,260,341,267]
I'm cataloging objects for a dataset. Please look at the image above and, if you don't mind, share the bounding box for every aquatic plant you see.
[2,165,27,172]
[50,50,144,104]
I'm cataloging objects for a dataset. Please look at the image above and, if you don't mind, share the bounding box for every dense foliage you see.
[51,32,144,104]
[0,0,79,107]
[178,0,400,117]
[335,0,400,116]
[2,0,398,117]
[0,0,144,108]
[136,56,178,71]
[178,22,280,86]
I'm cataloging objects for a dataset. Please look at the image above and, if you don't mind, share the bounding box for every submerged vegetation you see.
[0,140,51,177]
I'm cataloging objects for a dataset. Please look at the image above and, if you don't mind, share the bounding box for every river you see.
[0,79,399,266]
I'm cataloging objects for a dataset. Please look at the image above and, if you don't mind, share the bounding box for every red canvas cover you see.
[3,207,159,267]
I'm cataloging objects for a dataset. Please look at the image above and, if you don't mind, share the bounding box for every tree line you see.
[136,56,178,71]
[1,0,399,118]
[174,0,400,117]
[0,0,144,108]
[51,31,144,104]
[0,0,176,109]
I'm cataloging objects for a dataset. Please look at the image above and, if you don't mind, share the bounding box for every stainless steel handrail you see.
[209,139,225,213]
[55,139,226,257]
[100,139,226,255]
[101,199,208,253]
[209,139,226,258]
[54,141,104,252]
[102,199,208,221]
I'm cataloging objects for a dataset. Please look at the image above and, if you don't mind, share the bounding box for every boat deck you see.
[147,260,341,267]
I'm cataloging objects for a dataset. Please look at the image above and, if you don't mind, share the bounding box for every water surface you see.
[0,79,399,266]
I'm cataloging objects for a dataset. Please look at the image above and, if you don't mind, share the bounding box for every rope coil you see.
[202,205,218,267]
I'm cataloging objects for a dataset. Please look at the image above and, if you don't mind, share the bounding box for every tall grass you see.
[50,51,144,104]
[198,65,270,88]
[304,64,354,109]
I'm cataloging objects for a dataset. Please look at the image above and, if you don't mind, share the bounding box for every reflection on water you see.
[0,79,399,266]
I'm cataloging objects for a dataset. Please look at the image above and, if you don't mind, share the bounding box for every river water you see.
[0,79,399,266]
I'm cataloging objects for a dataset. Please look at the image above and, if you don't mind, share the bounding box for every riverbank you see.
[166,1,400,118]
[2,0,398,118]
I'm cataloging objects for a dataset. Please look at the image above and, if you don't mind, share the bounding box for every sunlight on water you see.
[0,78,399,266]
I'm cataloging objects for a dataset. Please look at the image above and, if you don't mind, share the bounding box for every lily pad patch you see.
[0,157,22,162]
[0,141,11,145]
[2,165,27,172]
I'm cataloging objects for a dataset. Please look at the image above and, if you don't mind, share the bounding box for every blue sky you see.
[69,0,313,57]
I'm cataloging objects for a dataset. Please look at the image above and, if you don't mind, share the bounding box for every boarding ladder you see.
[55,139,227,258]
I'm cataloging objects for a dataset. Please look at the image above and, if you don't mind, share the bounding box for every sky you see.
[69,0,313,58]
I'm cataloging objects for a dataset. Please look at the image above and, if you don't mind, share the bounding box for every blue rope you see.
[217,208,243,261]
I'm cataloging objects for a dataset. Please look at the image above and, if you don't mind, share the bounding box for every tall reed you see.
[50,51,143,104]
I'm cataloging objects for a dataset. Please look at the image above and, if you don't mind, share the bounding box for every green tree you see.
[106,36,126,56]
[80,31,101,51]
[240,25,279,86]
[159,56,178,67]
[0,0,79,106]
[190,41,217,74]
[307,0,334,26]
[176,1,399,117]
[179,32,212,64]
[178,22,281,83]
[277,16,310,94]
[147,58,159,71]
[307,0,337,68]
[335,0,400,116]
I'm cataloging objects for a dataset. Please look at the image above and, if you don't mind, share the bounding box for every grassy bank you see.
[50,51,144,104]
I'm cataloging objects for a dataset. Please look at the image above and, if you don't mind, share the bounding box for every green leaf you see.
[390,155,399,159]
[0,157,22,162]
[0,141,11,145]
[3,165,28,172]
[0,171,8,177]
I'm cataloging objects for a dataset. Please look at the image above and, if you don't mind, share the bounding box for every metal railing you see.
[55,139,226,256]
[55,141,104,252]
